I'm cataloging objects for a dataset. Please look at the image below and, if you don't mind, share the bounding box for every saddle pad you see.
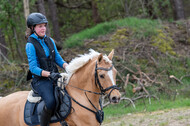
[24,89,71,126]
[27,90,41,103]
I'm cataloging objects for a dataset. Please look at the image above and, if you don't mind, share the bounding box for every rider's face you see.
[34,23,47,37]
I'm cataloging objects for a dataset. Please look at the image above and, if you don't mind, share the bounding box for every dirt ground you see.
[102,107,190,126]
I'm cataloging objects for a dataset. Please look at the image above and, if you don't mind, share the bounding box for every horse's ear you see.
[108,49,114,60]
[98,53,103,63]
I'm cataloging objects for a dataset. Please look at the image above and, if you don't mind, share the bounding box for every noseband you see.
[95,62,120,97]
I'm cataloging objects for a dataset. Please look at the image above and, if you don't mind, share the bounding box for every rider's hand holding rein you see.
[48,72,62,82]
[41,62,68,78]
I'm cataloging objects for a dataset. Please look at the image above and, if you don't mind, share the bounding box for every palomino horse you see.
[0,49,121,126]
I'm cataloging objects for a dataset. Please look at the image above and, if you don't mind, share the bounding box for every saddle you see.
[24,86,71,126]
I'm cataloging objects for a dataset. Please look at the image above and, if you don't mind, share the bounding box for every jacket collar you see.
[30,33,47,40]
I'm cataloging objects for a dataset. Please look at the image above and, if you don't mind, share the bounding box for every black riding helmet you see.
[27,13,48,28]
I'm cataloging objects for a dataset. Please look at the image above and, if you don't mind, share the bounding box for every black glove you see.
[48,72,62,82]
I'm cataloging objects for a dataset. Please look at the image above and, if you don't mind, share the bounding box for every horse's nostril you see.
[112,96,117,101]
[112,97,118,100]
[110,96,121,103]
[111,96,120,103]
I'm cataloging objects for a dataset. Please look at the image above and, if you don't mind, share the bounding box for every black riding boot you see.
[40,106,53,126]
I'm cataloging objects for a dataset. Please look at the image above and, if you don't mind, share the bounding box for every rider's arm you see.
[26,43,43,76]
[50,38,68,69]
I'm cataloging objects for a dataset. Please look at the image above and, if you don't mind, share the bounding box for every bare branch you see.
[170,75,183,84]
[121,97,136,108]
[124,74,130,89]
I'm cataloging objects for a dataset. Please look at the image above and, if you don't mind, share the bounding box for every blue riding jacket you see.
[26,33,66,76]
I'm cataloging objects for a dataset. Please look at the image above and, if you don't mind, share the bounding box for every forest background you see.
[1,0,190,122]
[0,0,188,62]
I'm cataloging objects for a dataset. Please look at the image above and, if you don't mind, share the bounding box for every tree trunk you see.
[23,0,31,40]
[124,0,129,17]
[0,29,8,61]
[91,0,102,24]
[23,0,30,20]
[48,0,62,50]
[36,0,50,36]
[171,0,185,20]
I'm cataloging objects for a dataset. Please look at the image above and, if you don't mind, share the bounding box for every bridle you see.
[61,61,120,124]
[95,62,120,97]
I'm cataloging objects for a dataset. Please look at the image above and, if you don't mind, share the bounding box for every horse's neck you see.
[68,60,100,103]
[69,60,97,90]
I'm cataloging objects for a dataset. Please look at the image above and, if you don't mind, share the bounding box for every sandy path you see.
[103,107,190,126]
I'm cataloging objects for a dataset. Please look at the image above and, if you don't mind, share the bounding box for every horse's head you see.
[95,50,121,103]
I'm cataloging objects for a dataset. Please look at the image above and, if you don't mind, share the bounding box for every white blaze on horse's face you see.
[107,69,115,85]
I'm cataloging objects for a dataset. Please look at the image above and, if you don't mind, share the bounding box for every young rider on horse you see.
[25,12,68,126]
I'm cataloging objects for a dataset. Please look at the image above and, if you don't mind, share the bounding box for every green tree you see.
[0,0,26,61]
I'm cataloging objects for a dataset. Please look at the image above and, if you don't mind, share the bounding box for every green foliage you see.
[97,0,125,20]
[64,22,116,48]
[64,17,160,48]
[0,63,28,96]
[113,17,160,37]
[123,55,190,99]
[0,0,180,61]
[148,0,173,19]
[59,0,173,38]
[151,29,176,55]
[58,1,94,37]
[0,0,26,61]
[108,55,190,121]
[156,57,189,79]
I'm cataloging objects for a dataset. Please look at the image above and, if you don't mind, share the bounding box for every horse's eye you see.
[100,74,105,78]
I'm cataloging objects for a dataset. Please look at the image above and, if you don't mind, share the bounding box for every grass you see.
[103,97,190,122]
[64,17,160,48]
[64,22,116,48]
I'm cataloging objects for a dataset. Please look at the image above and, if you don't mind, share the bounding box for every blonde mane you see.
[65,49,112,83]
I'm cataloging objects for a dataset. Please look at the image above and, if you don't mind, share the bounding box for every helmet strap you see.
[33,30,44,39]
[32,26,44,39]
